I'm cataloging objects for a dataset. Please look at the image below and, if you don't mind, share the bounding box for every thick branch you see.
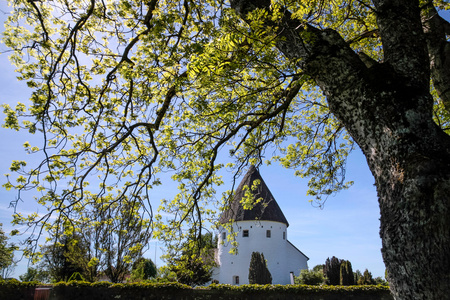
[422,4,450,111]
[372,0,429,88]
[230,0,367,107]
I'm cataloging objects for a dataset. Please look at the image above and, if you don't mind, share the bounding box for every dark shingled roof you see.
[220,165,289,227]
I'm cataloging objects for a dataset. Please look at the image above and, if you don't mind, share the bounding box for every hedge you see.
[0,280,393,300]
[0,279,40,300]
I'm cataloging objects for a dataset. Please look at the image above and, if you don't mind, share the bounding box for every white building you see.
[212,166,309,285]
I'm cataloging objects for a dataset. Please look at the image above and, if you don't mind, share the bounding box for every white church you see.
[212,165,309,285]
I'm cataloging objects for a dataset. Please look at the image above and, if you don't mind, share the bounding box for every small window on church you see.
[222,232,226,240]
[243,230,249,237]
[283,232,286,240]
[233,275,239,285]
[266,230,271,238]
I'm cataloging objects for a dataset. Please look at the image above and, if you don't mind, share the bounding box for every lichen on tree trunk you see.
[371,117,450,299]
[230,0,450,299]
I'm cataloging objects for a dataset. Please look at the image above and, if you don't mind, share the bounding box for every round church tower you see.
[213,166,308,285]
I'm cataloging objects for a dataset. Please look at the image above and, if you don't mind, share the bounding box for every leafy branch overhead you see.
[2,0,356,252]
[3,1,450,298]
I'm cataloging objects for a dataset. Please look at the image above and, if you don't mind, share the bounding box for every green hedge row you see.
[51,281,389,290]
[208,283,390,293]
[53,280,191,289]
[0,279,39,300]
[0,279,393,300]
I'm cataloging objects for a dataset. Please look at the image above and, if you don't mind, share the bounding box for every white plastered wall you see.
[213,220,308,285]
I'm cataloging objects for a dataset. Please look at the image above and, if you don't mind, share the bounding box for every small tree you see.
[295,268,325,285]
[312,264,324,272]
[354,269,362,285]
[170,254,213,286]
[39,235,87,282]
[248,252,272,284]
[155,266,177,283]
[374,276,388,286]
[324,256,342,285]
[324,257,356,286]
[0,224,17,279]
[340,260,354,285]
[357,269,376,285]
[130,258,157,281]
[165,233,216,286]
[19,267,50,283]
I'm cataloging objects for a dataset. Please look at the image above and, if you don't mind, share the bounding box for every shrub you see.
[357,269,376,285]
[295,269,326,285]
[130,258,157,282]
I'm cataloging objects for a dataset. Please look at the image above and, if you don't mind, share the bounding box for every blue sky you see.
[0,2,384,279]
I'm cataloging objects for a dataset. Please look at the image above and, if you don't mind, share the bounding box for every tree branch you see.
[421,3,450,112]
[372,0,429,88]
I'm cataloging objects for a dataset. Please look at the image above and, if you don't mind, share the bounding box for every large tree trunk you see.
[321,41,450,299]
[353,89,450,299]
[231,0,450,298]
[374,108,450,299]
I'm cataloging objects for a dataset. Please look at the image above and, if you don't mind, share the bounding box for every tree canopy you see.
[1,0,357,254]
[2,0,450,298]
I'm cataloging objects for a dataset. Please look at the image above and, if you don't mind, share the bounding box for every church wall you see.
[284,241,309,279]
[214,220,307,285]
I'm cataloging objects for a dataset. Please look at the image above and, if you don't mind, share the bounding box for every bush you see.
[130,258,157,282]
[295,269,326,285]
[357,269,376,285]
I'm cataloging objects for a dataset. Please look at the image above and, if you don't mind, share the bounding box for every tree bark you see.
[421,4,450,111]
[231,0,450,298]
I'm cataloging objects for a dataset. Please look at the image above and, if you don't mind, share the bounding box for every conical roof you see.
[220,165,289,226]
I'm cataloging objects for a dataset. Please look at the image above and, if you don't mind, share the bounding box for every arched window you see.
[233,275,240,285]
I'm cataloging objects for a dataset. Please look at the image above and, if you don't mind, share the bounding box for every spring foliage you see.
[0,0,358,259]
[130,258,157,281]
[2,1,450,298]
[295,268,325,285]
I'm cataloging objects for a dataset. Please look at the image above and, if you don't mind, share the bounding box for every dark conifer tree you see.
[248,252,272,284]
[324,256,342,285]
[357,269,376,285]
[340,260,354,285]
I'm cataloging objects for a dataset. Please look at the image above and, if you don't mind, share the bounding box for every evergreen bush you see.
[248,252,272,284]
[340,260,354,285]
